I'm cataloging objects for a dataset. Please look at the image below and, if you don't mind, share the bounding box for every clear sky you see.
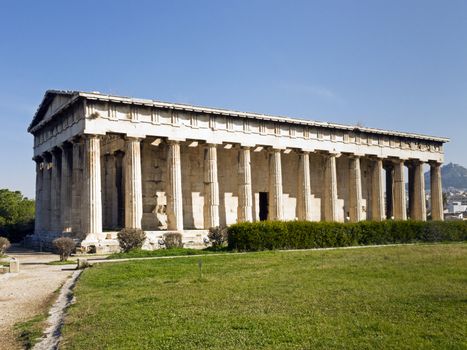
[0,0,466,198]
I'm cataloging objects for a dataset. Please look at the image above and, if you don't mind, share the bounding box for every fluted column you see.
[34,157,44,234]
[268,149,284,220]
[430,162,444,221]
[371,157,385,221]
[167,140,183,231]
[408,165,415,219]
[297,151,312,221]
[413,160,427,221]
[237,146,253,222]
[42,153,52,231]
[71,139,83,236]
[203,144,220,228]
[323,153,338,222]
[124,137,143,229]
[385,163,394,219]
[82,135,102,235]
[50,148,62,232]
[349,155,363,222]
[393,159,407,220]
[60,144,72,232]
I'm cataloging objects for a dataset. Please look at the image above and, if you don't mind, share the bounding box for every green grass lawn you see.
[107,247,226,259]
[46,259,77,265]
[61,243,467,350]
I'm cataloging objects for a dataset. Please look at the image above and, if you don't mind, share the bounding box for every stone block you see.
[9,258,20,273]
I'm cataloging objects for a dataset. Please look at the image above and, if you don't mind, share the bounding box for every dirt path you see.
[0,245,74,350]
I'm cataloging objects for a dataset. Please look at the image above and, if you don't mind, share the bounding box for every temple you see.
[27,90,448,251]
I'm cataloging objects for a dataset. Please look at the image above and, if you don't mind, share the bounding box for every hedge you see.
[227,220,467,251]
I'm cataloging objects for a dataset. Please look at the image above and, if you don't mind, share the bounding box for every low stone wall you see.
[25,230,209,254]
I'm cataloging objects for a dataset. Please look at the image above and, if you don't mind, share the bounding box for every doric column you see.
[71,139,83,236]
[349,155,363,222]
[323,153,338,222]
[82,135,102,235]
[393,159,407,220]
[203,143,220,228]
[124,137,143,229]
[166,140,183,231]
[42,153,52,232]
[385,163,394,219]
[412,160,427,221]
[371,157,385,221]
[34,157,44,234]
[430,162,444,221]
[408,165,415,219]
[268,148,284,220]
[297,151,312,221]
[237,146,253,222]
[60,143,72,232]
[50,148,62,232]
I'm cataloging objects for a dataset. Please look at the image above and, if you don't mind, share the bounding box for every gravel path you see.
[0,246,74,350]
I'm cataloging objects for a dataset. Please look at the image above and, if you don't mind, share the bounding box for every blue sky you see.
[0,0,466,198]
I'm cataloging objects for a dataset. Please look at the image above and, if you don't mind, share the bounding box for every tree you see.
[0,189,35,242]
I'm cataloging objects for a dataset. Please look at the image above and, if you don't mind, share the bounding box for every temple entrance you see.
[259,192,269,221]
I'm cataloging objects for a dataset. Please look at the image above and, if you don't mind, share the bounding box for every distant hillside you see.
[424,163,467,190]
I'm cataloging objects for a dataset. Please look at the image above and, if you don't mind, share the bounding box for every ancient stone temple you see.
[28,90,448,251]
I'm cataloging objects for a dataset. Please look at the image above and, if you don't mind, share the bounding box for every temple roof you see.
[28,90,450,143]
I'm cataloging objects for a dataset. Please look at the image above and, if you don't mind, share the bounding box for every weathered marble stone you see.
[26,90,448,250]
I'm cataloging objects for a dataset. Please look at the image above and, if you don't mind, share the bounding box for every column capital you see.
[167,139,182,145]
[204,142,218,148]
[409,158,424,165]
[323,151,341,158]
[42,152,52,166]
[59,141,73,152]
[82,133,103,140]
[51,146,62,156]
[268,147,284,153]
[125,135,144,142]
[70,135,84,144]
[33,155,43,163]
[348,153,363,159]
[429,160,442,167]
[391,157,406,164]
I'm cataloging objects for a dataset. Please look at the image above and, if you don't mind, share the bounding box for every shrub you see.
[227,220,467,252]
[0,236,11,255]
[117,228,146,253]
[163,232,183,249]
[207,226,228,249]
[53,237,76,261]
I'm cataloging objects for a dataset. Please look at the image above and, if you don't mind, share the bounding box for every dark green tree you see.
[0,189,35,242]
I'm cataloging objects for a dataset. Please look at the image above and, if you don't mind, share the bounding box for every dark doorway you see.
[259,192,269,221]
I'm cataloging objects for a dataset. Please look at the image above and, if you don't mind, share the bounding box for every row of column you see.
[34,136,445,237]
[163,146,444,228]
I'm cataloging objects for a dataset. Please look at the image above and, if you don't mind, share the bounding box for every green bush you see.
[117,228,146,252]
[163,232,183,249]
[227,220,467,251]
[0,236,11,255]
[52,237,76,261]
[207,226,228,249]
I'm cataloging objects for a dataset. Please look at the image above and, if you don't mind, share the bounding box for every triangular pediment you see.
[28,90,77,132]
